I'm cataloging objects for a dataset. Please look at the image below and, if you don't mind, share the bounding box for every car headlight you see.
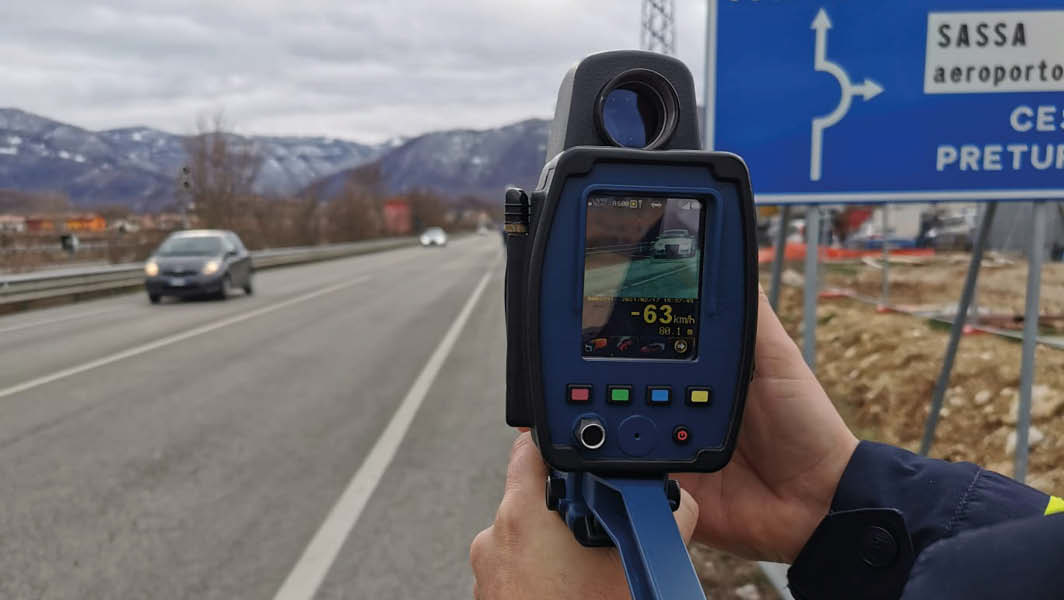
[202,260,220,275]
[145,261,159,277]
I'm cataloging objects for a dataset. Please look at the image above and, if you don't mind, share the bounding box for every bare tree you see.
[181,112,263,231]
[295,192,322,246]
[0,189,71,214]
[405,188,448,232]
[327,179,383,242]
[323,165,386,242]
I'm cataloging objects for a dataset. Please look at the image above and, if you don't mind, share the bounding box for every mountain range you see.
[308,118,547,204]
[0,108,548,212]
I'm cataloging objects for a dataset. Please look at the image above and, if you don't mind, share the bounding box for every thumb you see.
[753,284,817,384]
[675,487,700,544]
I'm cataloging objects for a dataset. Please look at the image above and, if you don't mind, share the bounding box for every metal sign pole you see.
[701,0,714,151]
[1015,201,1047,483]
[968,205,985,321]
[802,206,820,368]
[880,206,890,308]
[769,205,792,310]
[920,202,998,456]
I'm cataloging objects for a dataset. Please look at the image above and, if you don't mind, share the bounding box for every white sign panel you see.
[925,11,1064,94]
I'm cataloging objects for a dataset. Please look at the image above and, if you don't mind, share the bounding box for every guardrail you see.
[0,237,416,312]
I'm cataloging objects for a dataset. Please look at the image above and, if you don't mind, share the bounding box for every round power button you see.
[673,425,690,445]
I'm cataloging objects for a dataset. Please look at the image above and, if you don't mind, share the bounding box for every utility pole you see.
[641,0,676,55]
[178,165,192,229]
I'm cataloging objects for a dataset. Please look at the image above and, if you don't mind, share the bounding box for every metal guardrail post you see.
[920,202,997,456]
[880,206,889,308]
[769,205,791,310]
[802,206,820,369]
[1015,201,1047,483]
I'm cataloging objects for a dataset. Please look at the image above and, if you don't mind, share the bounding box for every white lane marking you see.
[0,277,369,400]
[623,262,690,291]
[273,264,496,600]
[0,307,121,335]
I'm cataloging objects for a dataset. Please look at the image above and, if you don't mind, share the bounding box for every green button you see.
[610,387,631,403]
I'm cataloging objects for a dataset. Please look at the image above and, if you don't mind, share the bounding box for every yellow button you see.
[690,389,710,404]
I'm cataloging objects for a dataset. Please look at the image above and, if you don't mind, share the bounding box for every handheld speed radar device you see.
[503,51,757,600]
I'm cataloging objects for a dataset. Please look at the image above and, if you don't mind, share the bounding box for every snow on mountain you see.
[0,107,551,212]
[309,118,549,203]
[249,135,382,195]
[0,108,387,211]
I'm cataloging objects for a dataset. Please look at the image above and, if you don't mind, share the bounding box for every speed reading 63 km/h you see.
[631,303,697,326]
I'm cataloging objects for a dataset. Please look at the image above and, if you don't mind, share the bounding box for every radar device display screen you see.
[581,194,705,360]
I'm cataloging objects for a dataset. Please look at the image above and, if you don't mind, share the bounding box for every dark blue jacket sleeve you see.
[832,441,1049,553]
[788,441,1055,600]
[900,513,1064,600]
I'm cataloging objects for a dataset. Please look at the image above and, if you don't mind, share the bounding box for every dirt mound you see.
[691,261,1063,598]
[787,285,1064,491]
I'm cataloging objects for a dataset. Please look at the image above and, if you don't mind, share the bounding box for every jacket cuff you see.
[788,441,1050,600]
[787,508,914,600]
[832,441,1048,552]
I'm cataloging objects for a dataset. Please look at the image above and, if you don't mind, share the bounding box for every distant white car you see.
[652,229,695,258]
[420,227,448,247]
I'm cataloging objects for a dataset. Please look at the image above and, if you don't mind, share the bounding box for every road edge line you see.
[272,264,496,600]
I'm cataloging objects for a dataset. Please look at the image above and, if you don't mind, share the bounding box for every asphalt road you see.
[0,236,514,599]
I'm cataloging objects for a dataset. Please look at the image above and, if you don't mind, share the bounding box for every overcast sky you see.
[0,1,709,143]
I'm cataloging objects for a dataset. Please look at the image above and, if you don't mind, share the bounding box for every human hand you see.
[470,432,700,600]
[673,287,858,563]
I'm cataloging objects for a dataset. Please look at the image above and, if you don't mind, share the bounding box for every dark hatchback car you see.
[144,230,253,303]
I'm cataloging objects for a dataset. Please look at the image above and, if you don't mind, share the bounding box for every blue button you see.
[648,387,671,405]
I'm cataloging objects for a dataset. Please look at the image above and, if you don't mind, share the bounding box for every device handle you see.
[573,473,707,600]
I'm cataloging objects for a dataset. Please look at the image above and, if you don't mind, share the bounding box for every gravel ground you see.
[821,253,1064,323]
[691,256,1064,599]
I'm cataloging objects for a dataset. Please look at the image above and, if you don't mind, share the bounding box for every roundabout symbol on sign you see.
[809,7,885,182]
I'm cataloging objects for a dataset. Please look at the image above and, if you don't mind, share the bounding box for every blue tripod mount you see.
[548,469,706,600]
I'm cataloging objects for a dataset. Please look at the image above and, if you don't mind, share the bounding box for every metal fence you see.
[764,199,1062,483]
[0,237,416,310]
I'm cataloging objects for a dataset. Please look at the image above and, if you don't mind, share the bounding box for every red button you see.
[673,426,690,445]
[569,386,591,403]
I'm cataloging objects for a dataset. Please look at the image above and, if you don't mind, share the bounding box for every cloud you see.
[0,0,708,142]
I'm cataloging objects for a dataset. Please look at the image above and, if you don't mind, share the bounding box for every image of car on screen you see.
[640,342,666,355]
[652,229,696,258]
[583,337,609,354]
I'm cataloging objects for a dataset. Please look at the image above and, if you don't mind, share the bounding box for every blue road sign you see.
[708,1,1064,204]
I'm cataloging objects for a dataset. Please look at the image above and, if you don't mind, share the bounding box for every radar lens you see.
[601,85,663,148]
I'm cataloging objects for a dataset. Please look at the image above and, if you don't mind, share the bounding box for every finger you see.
[755,284,796,353]
[502,431,549,511]
[675,488,700,544]
[753,283,814,382]
[469,526,493,573]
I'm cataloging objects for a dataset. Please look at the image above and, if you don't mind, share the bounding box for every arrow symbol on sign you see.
[809,7,884,181]
[851,79,884,101]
